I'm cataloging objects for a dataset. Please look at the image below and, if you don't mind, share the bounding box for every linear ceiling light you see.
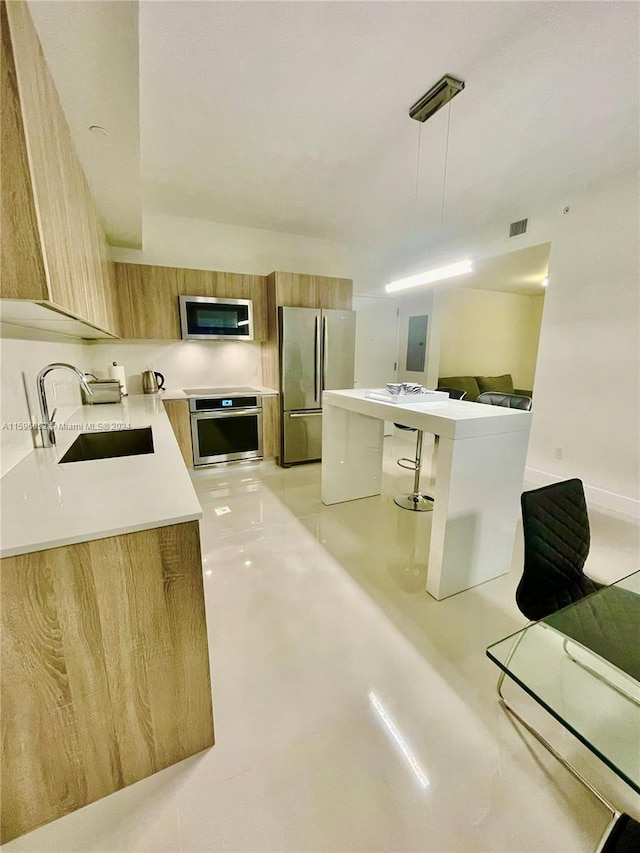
[409,75,465,123]
[385,260,473,294]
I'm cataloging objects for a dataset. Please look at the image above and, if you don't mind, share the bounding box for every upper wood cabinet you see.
[115,263,268,341]
[177,268,268,341]
[316,275,353,310]
[1,1,119,337]
[268,272,352,311]
[0,1,47,301]
[115,264,180,340]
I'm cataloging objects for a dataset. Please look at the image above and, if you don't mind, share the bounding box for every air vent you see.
[509,218,528,237]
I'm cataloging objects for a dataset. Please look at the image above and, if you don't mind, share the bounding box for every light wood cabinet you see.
[0,1,47,301]
[2,0,119,336]
[268,271,352,311]
[261,271,353,394]
[269,272,318,308]
[176,268,268,341]
[163,399,194,467]
[115,263,269,341]
[0,521,214,843]
[316,275,353,310]
[261,394,280,460]
[115,263,180,340]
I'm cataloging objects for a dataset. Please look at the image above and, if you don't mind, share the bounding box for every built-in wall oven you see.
[188,388,262,466]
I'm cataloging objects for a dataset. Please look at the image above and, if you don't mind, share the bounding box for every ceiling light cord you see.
[414,123,422,212]
[440,102,452,227]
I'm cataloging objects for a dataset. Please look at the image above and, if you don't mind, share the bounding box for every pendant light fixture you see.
[408,74,465,124]
[385,74,469,294]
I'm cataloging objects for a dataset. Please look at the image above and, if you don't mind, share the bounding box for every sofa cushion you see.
[476,374,515,394]
[438,376,480,401]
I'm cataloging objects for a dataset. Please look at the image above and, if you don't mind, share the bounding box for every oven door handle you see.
[191,406,262,418]
[191,407,262,419]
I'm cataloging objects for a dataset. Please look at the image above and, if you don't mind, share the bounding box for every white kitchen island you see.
[321,389,532,600]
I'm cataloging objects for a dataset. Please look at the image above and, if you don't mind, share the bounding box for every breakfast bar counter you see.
[321,389,532,600]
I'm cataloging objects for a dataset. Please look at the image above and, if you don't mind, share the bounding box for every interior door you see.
[280,306,321,411]
[322,309,356,392]
[352,296,399,388]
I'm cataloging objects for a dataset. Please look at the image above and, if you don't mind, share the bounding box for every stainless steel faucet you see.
[36,363,93,447]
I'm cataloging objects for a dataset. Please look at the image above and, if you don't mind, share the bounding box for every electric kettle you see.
[142,370,165,394]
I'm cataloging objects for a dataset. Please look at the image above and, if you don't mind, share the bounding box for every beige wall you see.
[436,288,544,391]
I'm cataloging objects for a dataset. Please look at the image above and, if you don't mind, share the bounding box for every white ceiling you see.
[456,242,550,297]
[28,0,141,248]
[29,1,639,253]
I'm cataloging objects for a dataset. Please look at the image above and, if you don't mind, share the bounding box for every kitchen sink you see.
[58,427,154,464]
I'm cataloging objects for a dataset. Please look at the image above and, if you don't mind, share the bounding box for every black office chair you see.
[436,387,467,400]
[516,478,604,621]
[597,813,640,853]
[476,391,532,410]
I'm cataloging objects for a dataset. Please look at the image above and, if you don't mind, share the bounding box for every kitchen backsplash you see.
[0,330,264,477]
[0,326,88,476]
[86,340,262,394]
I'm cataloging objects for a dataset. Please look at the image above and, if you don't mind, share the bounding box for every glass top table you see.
[487,570,640,795]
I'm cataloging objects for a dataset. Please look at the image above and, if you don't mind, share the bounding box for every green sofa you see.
[438,374,532,402]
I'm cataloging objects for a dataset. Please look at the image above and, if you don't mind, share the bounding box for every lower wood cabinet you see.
[261,394,280,461]
[0,521,214,843]
[163,396,278,465]
[163,398,194,467]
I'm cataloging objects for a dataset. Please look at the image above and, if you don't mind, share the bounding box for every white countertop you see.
[0,395,202,558]
[323,389,532,440]
[162,386,278,401]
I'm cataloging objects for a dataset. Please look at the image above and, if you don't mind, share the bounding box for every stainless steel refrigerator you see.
[279,306,356,466]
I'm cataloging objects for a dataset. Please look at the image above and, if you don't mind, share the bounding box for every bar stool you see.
[393,388,464,512]
[394,425,434,512]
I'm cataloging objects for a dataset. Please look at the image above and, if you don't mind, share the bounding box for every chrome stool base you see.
[394,493,434,512]
[394,426,435,513]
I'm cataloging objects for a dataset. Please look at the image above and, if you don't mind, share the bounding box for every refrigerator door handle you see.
[322,314,327,394]
[314,315,321,402]
[289,411,322,418]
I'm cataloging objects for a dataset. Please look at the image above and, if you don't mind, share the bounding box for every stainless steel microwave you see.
[179,295,254,341]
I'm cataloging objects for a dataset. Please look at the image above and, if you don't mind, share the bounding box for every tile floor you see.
[6,432,640,852]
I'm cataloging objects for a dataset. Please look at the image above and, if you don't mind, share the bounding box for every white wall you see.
[0,329,264,475]
[396,290,439,391]
[0,326,89,476]
[437,288,544,391]
[384,170,640,516]
[86,340,262,395]
[112,213,377,294]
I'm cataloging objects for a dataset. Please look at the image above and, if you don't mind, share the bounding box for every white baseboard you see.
[524,467,640,520]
